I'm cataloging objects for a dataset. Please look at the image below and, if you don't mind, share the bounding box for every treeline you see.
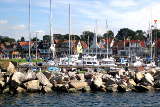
[1,28,160,44]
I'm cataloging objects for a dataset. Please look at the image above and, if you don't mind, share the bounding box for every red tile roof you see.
[19,41,33,46]
[112,40,146,49]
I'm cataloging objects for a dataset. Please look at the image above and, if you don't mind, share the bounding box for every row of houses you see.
[0,38,160,59]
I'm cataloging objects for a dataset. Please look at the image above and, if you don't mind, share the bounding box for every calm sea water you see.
[0,92,160,107]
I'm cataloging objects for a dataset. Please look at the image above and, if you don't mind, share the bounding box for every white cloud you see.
[110,0,137,8]
[11,24,26,30]
[0,20,8,24]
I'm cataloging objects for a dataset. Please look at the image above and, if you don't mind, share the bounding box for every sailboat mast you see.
[150,7,153,60]
[28,0,31,59]
[106,19,108,58]
[69,4,71,56]
[150,24,153,59]
[88,35,89,55]
[95,20,97,58]
[50,0,53,44]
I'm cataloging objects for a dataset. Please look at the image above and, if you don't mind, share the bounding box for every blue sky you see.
[0,0,160,40]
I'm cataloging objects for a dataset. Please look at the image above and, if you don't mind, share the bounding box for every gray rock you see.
[11,72,26,88]
[24,80,42,92]
[76,74,85,81]
[43,86,53,93]
[106,84,118,92]
[102,74,112,82]
[16,87,26,93]
[154,80,160,88]
[68,88,77,93]
[144,73,154,85]
[36,72,53,88]
[68,72,77,80]
[135,84,154,92]
[84,72,94,79]
[69,81,88,89]
[0,61,17,74]
[136,72,144,81]
[93,77,103,88]
[82,86,91,92]
[153,71,160,80]
[105,77,116,86]
[43,71,52,80]
[25,71,36,81]
[3,86,10,94]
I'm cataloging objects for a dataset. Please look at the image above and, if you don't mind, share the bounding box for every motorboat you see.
[82,54,99,66]
[100,57,117,67]
[59,55,79,66]
[132,57,144,67]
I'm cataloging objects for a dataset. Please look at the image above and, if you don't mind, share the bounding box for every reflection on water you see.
[0,92,160,107]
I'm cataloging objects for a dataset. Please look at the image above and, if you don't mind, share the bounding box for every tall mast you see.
[106,19,109,58]
[69,4,71,56]
[50,0,53,44]
[88,35,89,55]
[95,20,97,58]
[154,20,157,59]
[150,7,153,60]
[28,0,31,59]
[150,24,153,59]
[49,0,56,59]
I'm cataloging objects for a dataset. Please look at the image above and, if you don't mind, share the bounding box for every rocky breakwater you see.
[1,61,160,94]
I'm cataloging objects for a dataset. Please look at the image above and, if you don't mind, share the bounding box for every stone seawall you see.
[0,61,160,94]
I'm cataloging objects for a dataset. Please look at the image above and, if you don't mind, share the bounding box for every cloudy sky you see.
[0,0,160,40]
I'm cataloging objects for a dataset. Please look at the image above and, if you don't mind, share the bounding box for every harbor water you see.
[1,92,160,107]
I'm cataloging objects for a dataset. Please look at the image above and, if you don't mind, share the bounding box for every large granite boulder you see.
[36,72,53,88]
[0,61,17,74]
[25,71,37,81]
[76,74,85,81]
[16,87,26,93]
[69,81,88,90]
[84,72,94,79]
[153,71,160,80]
[136,72,144,81]
[24,80,42,92]
[106,84,118,92]
[11,72,26,88]
[144,73,154,85]
[68,72,77,80]
[135,84,154,92]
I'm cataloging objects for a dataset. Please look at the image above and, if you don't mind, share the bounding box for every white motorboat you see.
[82,55,99,66]
[100,57,117,67]
[132,57,144,67]
[59,55,79,66]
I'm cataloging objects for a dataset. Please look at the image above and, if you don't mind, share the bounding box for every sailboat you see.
[58,4,80,66]
[100,20,116,67]
[47,0,56,66]
[49,0,56,59]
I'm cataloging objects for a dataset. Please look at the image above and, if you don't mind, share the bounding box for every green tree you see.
[151,29,160,41]
[71,35,80,40]
[20,37,25,42]
[116,28,136,40]
[103,30,114,39]
[31,37,40,42]
[80,31,94,46]
[135,30,146,40]
[0,36,15,43]
[43,35,51,42]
